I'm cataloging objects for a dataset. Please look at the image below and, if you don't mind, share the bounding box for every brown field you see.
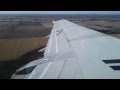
[0,37,48,61]
[72,20,120,31]
[0,18,52,61]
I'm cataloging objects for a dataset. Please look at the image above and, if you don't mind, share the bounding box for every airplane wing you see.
[12,19,120,79]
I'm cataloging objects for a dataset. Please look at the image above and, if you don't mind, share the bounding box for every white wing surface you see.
[12,19,120,79]
[43,19,120,79]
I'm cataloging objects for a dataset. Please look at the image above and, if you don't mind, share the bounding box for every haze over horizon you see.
[0,11,120,15]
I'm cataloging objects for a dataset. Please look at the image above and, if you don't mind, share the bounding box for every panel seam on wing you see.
[62,30,84,79]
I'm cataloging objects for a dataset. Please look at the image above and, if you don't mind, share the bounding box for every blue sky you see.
[0,11,120,14]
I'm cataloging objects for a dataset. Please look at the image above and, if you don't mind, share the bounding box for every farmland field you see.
[0,16,53,78]
[0,37,48,61]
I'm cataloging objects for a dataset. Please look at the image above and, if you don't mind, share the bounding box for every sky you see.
[0,11,120,14]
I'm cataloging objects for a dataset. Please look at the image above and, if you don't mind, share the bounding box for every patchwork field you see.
[0,18,52,61]
[0,17,52,78]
